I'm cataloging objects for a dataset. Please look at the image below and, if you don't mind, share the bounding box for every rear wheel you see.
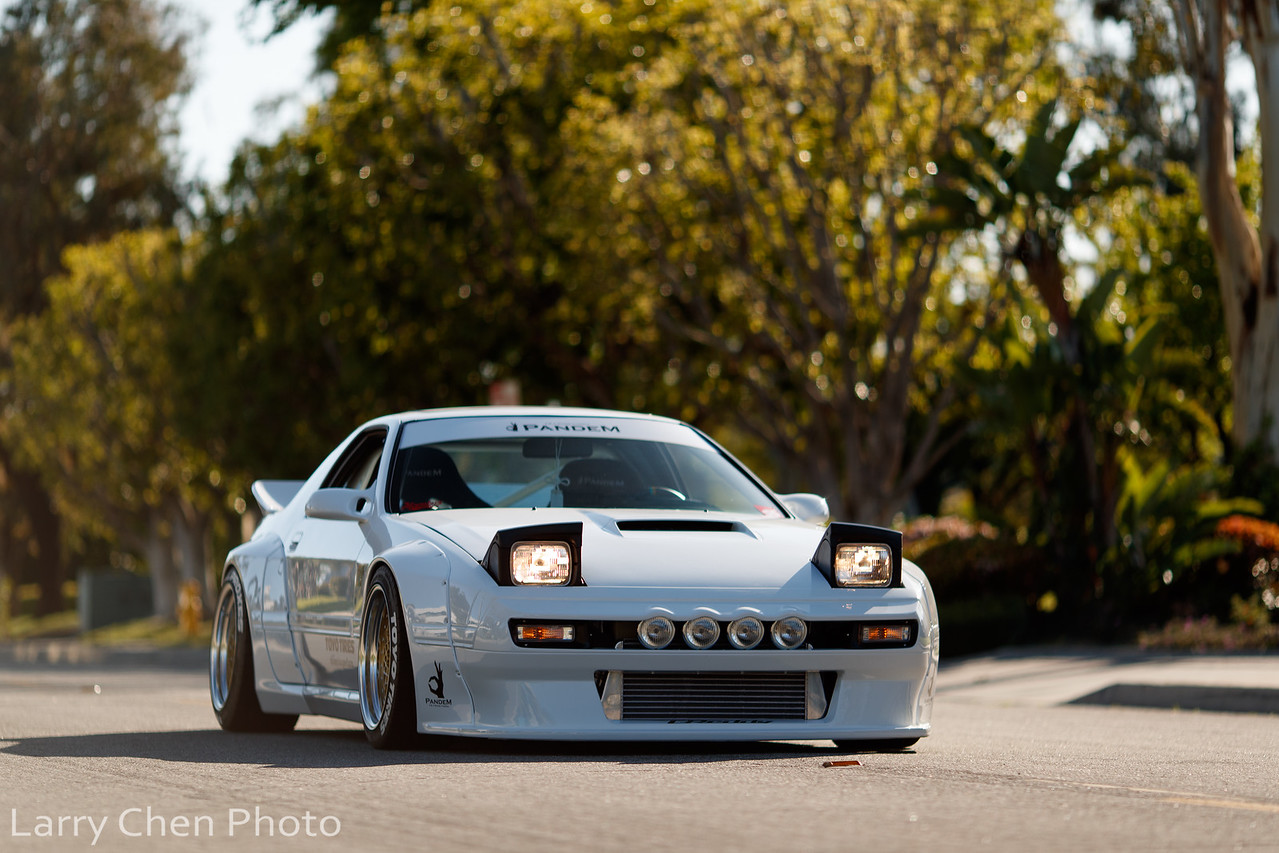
[210,570,297,733]
[358,566,418,749]
[833,738,919,752]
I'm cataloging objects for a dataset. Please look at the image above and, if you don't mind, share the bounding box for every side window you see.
[322,430,386,490]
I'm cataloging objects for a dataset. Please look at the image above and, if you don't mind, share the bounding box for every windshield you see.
[387,416,783,516]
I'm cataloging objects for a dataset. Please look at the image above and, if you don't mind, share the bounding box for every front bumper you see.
[407,587,939,742]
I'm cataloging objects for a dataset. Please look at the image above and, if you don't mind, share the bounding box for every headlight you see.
[510,541,572,585]
[727,616,765,650]
[833,544,892,587]
[682,616,721,649]
[771,616,808,650]
[637,616,676,649]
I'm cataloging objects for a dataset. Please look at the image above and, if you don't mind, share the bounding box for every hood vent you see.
[616,520,741,533]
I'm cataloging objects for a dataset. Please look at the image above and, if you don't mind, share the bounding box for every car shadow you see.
[0,728,890,769]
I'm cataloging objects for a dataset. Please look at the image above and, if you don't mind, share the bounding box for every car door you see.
[286,428,386,691]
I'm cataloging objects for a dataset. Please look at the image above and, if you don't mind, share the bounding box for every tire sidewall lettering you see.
[375,581,397,737]
[229,572,244,634]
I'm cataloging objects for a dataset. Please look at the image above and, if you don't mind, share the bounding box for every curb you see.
[1069,683,1279,715]
[0,639,207,671]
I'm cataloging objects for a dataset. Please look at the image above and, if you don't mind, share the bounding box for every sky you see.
[170,1,331,185]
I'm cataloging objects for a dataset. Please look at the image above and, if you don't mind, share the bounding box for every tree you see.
[0,0,190,614]
[250,0,402,68]
[178,0,687,478]
[1115,0,1279,461]
[190,0,1069,527]
[5,231,225,619]
[554,0,1064,522]
[0,0,189,314]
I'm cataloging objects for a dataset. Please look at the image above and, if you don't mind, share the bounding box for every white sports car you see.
[210,407,939,750]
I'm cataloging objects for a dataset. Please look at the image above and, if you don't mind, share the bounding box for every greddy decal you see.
[506,422,622,433]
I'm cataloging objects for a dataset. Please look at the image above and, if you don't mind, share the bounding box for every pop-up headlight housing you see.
[812,523,902,589]
[482,522,585,586]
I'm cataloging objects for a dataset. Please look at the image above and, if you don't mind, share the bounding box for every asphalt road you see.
[1,659,1278,852]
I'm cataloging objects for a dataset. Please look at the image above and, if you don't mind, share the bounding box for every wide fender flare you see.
[365,539,478,727]
[902,558,939,724]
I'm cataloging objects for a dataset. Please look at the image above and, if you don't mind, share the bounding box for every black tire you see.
[358,566,418,749]
[833,738,920,752]
[210,570,298,733]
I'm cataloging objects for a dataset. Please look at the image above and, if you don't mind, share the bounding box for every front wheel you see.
[358,567,418,749]
[833,738,919,752]
[210,570,297,733]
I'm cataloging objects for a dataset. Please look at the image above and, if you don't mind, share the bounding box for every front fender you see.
[902,559,939,725]
[371,539,477,729]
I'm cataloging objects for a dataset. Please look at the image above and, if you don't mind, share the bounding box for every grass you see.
[0,610,80,641]
[1,609,211,649]
[1,577,212,648]
[84,616,212,648]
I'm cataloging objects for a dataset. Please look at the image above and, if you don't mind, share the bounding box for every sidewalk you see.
[938,646,1279,714]
[0,637,207,670]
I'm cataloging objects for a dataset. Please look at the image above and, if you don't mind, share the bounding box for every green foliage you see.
[179,0,1069,526]
[903,519,1048,655]
[554,0,1065,520]
[179,0,667,474]
[915,78,1256,630]
[0,0,190,316]
[0,0,190,613]
[250,0,407,68]
[1139,596,1279,652]
[3,231,229,585]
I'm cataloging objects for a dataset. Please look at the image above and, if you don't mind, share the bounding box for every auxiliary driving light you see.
[682,616,721,649]
[771,616,808,650]
[833,543,892,587]
[637,616,676,649]
[510,541,572,585]
[727,616,765,650]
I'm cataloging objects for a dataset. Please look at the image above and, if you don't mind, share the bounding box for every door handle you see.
[288,532,303,552]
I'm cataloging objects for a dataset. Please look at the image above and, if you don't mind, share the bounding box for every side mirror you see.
[305,488,374,522]
[778,493,830,526]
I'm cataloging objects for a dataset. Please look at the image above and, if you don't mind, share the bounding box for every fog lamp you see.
[771,616,808,650]
[682,616,721,649]
[637,616,676,649]
[833,544,892,587]
[511,541,572,585]
[727,616,765,650]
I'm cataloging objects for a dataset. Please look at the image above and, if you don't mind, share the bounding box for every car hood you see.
[408,508,828,590]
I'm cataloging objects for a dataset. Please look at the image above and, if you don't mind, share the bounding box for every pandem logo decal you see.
[505,422,621,433]
[425,661,452,708]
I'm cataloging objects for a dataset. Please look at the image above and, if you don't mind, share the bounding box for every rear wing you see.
[251,480,304,515]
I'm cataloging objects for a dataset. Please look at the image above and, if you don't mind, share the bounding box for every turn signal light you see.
[861,623,912,644]
[515,624,576,642]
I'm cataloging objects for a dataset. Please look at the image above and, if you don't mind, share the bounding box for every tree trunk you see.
[0,443,65,616]
[1181,0,1274,455]
[144,509,178,622]
[170,500,210,609]
[1238,0,1279,455]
